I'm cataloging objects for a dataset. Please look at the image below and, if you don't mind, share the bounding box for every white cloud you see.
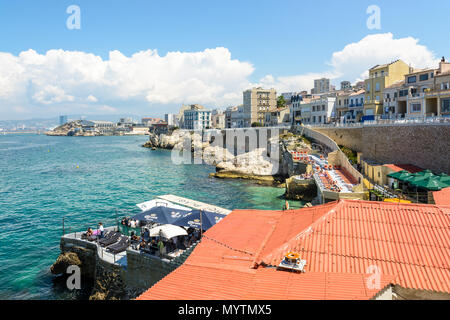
[0,33,440,119]
[0,47,254,119]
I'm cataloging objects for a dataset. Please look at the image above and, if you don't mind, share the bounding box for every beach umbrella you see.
[148,224,188,239]
[413,177,446,191]
[132,206,191,224]
[172,210,226,231]
[390,171,412,181]
[438,174,450,187]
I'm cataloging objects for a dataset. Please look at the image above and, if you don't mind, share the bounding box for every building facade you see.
[182,108,212,130]
[363,59,412,118]
[164,114,178,127]
[243,87,277,126]
[313,78,331,94]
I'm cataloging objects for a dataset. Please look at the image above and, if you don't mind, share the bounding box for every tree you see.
[277,95,286,108]
[251,122,263,127]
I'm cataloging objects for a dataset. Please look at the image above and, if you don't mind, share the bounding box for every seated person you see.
[130,232,140,242]
[86,227,93,237]
[139,240,147,251]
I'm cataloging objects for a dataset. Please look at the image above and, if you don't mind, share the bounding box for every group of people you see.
[131,226,202,258]
[121,217,139,228]
[85,222,105,240]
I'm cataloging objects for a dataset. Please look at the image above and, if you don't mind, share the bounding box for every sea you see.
[0,134,303,299]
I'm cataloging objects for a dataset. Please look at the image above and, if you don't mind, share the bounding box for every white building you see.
[164,113,178,127]
[183,108,212,130]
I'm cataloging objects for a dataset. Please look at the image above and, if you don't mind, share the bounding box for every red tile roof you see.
[137,200,450,300]
[433,187,450,206]
[383,164,423,173]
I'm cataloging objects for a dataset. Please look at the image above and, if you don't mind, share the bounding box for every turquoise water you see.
[0,134,302,299]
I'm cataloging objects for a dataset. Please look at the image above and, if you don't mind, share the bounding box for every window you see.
[322,105,325,111]
[411,103,421,113]
[367,83,371,91]
[375,82,380,91]
[419,74,429,81]
[407,76,417,84]
[399,89,408,97]
[441,83,450,90]
[442,98,450,113]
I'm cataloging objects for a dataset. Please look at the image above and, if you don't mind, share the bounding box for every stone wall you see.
[314,127,363,152]
[313,124,450,174]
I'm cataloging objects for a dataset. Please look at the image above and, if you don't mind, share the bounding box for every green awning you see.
[412,177,447,191]
[438,174,450,187]
[403,173,427,184]
[387,170,411,181]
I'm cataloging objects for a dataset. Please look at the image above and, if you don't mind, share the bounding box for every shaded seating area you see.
[387,170,450,203]
[130,206,225,259]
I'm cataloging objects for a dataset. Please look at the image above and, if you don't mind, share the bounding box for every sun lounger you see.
[99,231,120,247]
[107,236,130,254]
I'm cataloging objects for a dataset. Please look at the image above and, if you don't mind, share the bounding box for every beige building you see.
[243,87,277,126]
[313,78,331,94]
[364,60,412,117]
[263,107,290,127]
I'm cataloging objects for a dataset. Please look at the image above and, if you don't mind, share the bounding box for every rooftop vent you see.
[277,252,306,273]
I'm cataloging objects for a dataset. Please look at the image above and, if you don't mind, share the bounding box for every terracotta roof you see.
[139,265,394,300]
[137,200,450,300]
[433,187,450,206]
[383,164,423,173]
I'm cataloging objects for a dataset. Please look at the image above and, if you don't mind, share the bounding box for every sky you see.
[0,0,449,120]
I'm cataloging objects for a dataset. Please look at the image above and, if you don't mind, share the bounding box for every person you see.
[86,227,93,237]
[139,240,147,251]
[172,236,178,249]
[98,222,104,238]
[157,238,166,257]
[142,228,150,242]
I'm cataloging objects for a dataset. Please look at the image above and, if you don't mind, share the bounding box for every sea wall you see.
[313,124,450,174]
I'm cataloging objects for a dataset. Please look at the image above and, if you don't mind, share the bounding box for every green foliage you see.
[251,122,263,127]
[277,95,286,108]
[339,145,357,163]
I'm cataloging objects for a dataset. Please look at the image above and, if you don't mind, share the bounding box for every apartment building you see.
[313,78,331,94]
[211,109,225,129]
[264,107,290,127]
[242,87,277,126]
[290,94,304,126]
[182,107,211,130]
[364,59,412,118]
[340,81,352,91]
[379,57,450,118]
[347,89,365,122]
[164,114,178,127]
[336,91,350,118]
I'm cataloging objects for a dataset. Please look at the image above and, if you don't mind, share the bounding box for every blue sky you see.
[0,0,449,119]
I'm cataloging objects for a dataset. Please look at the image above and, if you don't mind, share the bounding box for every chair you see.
[99,232,120,247]
[107,236,130,254]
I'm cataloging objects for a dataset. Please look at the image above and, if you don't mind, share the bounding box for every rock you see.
[215,148,278,176]
[50,252,82,275]
[284,176,317,201]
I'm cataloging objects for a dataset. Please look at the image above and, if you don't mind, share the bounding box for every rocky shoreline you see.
[143,129,313,192]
